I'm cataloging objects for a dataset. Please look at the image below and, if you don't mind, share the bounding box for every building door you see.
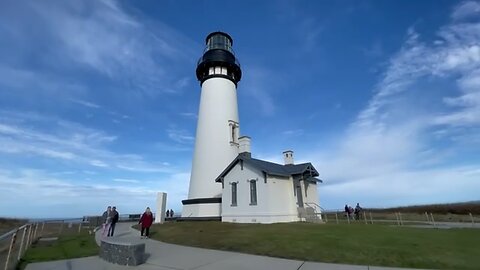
[296,185,304,207]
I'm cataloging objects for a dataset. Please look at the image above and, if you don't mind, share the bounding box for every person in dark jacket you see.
[139,207,154,239]
[166,209,170,218]
[108,206,119,237]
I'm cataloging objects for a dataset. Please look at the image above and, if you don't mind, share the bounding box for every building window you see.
[231,182,237,206]
[249,180,257,205]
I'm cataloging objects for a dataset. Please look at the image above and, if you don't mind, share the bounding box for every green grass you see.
[149,222,480,270]
[16,232,98,270]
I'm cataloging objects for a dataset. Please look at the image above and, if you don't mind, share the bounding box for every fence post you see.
[369,212,373,224]
[335,212,339,224]
[4,231,17,270]
[324,212,328,223]
[363,212,367,224]
[399,212,404,226]
[430,213,436,228]
[469,213,474,226]
[78,222,82,233]
[425,212,430,223]
[395,212,400,226]
[25,225,32,249]
[346,212,350,224]
[59,221,64,235]
[17,226,27,261]
[33,223,39,240]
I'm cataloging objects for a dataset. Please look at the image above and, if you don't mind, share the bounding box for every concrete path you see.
[25,222,430,270]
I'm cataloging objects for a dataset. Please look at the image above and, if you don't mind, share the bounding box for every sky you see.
[0,0,479,218]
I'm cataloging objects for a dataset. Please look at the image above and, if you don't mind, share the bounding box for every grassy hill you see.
[0,218,27,235]
[369,201,480,215]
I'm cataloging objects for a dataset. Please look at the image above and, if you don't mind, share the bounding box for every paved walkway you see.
[26,222,429,270]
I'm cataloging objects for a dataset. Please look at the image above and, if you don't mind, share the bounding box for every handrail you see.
[0,224,28,241]
[304,202,323,214]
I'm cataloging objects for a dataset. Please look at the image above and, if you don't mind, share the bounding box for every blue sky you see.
[1,0,479,218]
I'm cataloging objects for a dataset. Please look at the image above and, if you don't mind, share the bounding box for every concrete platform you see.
[25,222,432,270]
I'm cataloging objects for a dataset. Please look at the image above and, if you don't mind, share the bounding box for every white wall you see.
[182,203,221,218]
[183,76,240,217]
[221,162,300,224]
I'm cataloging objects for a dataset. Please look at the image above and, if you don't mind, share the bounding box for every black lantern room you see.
[196,32,242,85]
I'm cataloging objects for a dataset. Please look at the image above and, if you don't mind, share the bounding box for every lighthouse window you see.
[215,66,221,74]
[229,120,239,144]
[231,182,237,206]
[249,180,257,205]
[208,67,214,75]
[221,67,227,75]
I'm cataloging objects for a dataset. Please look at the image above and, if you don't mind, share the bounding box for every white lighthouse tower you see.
[182,32,242,218]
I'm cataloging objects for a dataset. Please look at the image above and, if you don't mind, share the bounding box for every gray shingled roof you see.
[215,154,320,182]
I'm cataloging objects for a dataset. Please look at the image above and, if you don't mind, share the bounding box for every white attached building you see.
[215,137,323,224]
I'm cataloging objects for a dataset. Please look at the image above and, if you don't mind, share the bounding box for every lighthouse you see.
[182,32,242,218]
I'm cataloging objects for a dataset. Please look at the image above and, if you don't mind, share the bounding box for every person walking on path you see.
[139,207,154,239]
[170,209,174,218]
[102,206,112,237]
[166,209,170,218]
[108,206,119,236]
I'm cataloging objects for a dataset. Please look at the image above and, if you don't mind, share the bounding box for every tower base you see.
[181,197,221,218]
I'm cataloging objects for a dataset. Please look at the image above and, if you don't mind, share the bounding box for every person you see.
[354,203,362,220]
[108,206,119,237]
[348,206,354,219]
[166,209,170,218]
[102,206,112,237]
[170,209,174,217]
[344,204,349,217]
[139,207,154,239]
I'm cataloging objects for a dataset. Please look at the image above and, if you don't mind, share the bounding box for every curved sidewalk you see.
[26,222,429,270]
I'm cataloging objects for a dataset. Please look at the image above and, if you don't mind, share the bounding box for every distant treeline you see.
[369,201,480,215]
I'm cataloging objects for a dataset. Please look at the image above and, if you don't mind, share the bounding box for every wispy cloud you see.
[179,112,198,119]
[69,99,101,109]
[241,66,278,116]
[0,0,198,107]
[0,111,173,173]
[282,129,304,136]
[307,1,480,208]
[451,1,480,20]
[167,128,194,144]
[113,178,140,183]
[0,169,189,218]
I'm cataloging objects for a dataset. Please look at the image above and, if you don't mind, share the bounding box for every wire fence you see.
[319,209,479,228]
[0,214,144,270]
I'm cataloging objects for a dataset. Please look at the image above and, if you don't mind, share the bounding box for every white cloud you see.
[282,129,304,136]
[69,99,101,109]
[0,168,188,218]
[306,2,480,209]
[167,128,194,144]
[451,1,480,20]
[240,65,278,116]
[0,112,173,173]
[113,178,140,183]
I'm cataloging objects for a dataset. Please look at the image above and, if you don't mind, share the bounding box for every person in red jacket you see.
[139,207,154,239]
